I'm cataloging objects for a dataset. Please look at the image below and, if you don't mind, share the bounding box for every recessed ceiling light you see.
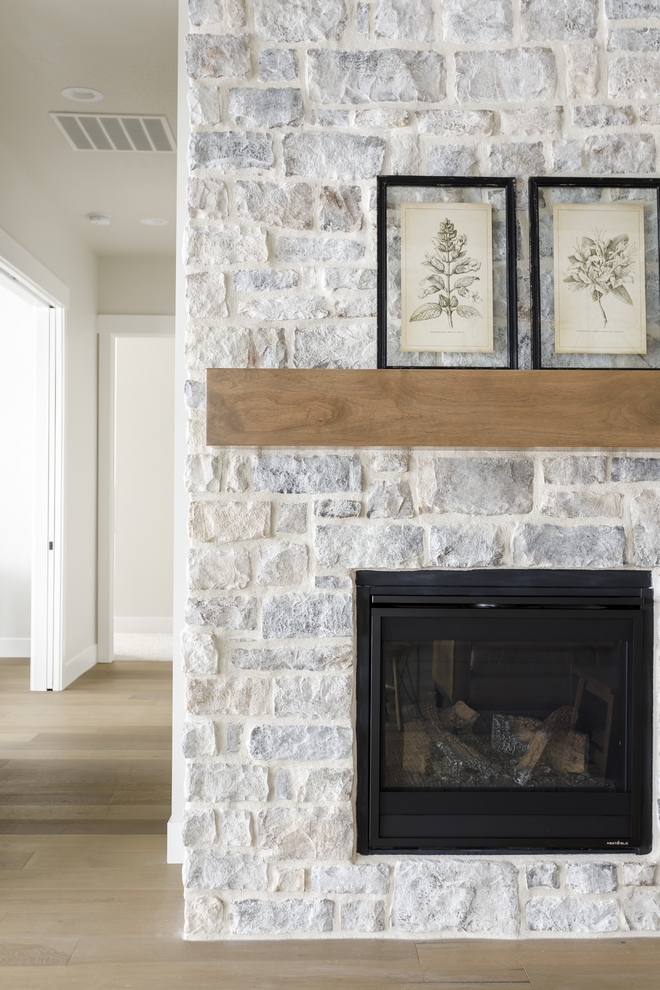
[140,218,168,226]
[88,213,111,225]
[61,87,104,102]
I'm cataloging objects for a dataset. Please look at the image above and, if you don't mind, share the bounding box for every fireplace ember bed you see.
[356,570,652,855]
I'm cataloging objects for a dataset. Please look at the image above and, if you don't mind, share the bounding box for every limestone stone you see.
[185,455,221,493]
[184,850,268,891]
[183,809,216,847]
[623,863,656,885]
[324,269,377,290]
[607,0,660,16]
[315,576,351,589]
[357,2,369,34]
[188,131,274,171]
[608,28,660,51]
[310,109,351,126]
[375,0,433,40]
[258,49,298,82]
[553,140,582,171]
[356,108,409,128]
[182,720,217,758]
[443,0,512,43]
[249,724,353,760]
[277,237,365,263]
[262,593,353,638]
[187,677,269,716]
[274,769,293,799]
[181,630,219,675]
[257,541,308,586]
[527,863,560,888]
[611,457,660,482]
[188,0,245,28]
[427,144,477,176]
[366,480,414,519]
[542,455,607,484]
[526,896,618,932]
[255,806,354,858]
[230,644,352,672]
[186,326,251,374]
[189,547,250,591]
[371,451,409,472]
[185,33,250,79]
[500,107,562,135]
[218,808,252,846]
[609,56,660,100]
[521,0,597,40]
[225,723,242,754]
[184,895,224,938]
[189,501,270,543]
[184,223,268,267]
[254,0,346,42]
[512,524,625,567]
[229,88,303,128]
[238,296,330,321]
[249,328,287,369]
[624,890,660,930]
[585,134,655,173]
[427,457,534,515]
[320,186,362,233]
[454,49,556,102]
[273,675,351,719]
[341,900,385,932]
[417,110,495,136]
[275,503,308,534]
[283,133,385,180]
[307,49,445,104]
[429,526,504,568]
[274,868,305,892]
[311,864,389,894]
[187,271,227,320]
[235,181,314,230]
[640,104,660,123]
[254,455,362,494]
[293,324,376,369]
[186,762,269,802]
[225,456,251,493]
[315,499,361,518]
[630,489,660,565]
[188,84,221,127]
[489,142,545,176]
[230,898,334,935]
[392,861,519,936]
[567,44,599,99]
[188,176,228,220]
[541,491,622,518]
[290,767,353,802]
[574,105,635,126]
[314,524,424,568]
[567,864,617,893]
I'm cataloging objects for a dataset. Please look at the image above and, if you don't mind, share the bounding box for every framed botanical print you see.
[530,177,660,369]
[377,176,518,369]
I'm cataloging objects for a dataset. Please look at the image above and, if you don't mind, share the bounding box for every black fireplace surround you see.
[356,570,652,854]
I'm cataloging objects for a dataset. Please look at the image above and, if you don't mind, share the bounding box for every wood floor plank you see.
[0,936,79,966]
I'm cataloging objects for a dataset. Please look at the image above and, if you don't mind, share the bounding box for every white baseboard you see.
[167,818,184,864]
[115,617,173,634]
[0,637,30,658]
[62,643,97,688]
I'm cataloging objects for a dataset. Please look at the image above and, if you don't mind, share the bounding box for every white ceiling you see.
[0,0,178,257]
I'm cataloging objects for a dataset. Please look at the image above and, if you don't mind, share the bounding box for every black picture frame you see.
[377,175,518,369]
[530,176,660,369]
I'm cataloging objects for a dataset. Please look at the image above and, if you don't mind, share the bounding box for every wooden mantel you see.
[206,369,660,449]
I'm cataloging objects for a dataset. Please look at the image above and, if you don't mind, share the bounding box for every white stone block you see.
[189,501,270,543]
[189,547,251,591]
[273,675,352,719]
[255,806,354,858]
[186,762,269,802]
[187,677,270,716]
[257,541,309,586]
[182,630,219,675]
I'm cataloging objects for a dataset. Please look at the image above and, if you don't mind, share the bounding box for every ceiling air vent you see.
[51,113,176,152]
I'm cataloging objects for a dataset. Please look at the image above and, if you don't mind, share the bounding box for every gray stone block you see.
[624,890,660,930]
[188,0,245,27]
[273,675,352,719]
[320,186,362,233]
[392,861,519,935]
[585,134,656,173]
[182,630,219,675]
[255,806,354,858]
[366,480,413,519]
[259,49,298,82]
[233,269,298,292]
[293,324,376,369]
[230,644,352,672]
[184,850,268,890]
[455,48,556,102]
[631,489,660,565]
[254,0,346,42]
[315,524,424,568]
[606,0,660,15]
[189,501,270,543]
[428,457,534,515]
[262,593,353,638]
[315,576,352,589]
[608,28,660,51]
[257,541,309,586]
[186,677,269,716]
[541,491,623,518]
[527,863,560,888]
[188,131,274,171]
[283,132,385,179]
[341,900,385,932]
[357,2,370,34]
[229,88,303,128]
[308,49,445,103]
[290,767,353,802]
[542,455,607,484]
[249,724,353,760]
[622,863,656,885]
[427,144,477,176]
[230,898,334,934]
[443,0,512,42]
[611,457,660,482]
[185,224,268,268]
[186,762,269,801]
[521,0,597,40]
[186,271,227,320]
[324,268,377,290]
[311,864,389,894]
[489,142,545,176]
[188,176,228,221]
[430,526,504,568]
[567,864,617,893]
[526,896,618,932]
[185,33,250,78]
[512,524,625,567]
[375,0,434,41]
[552,140,582,171]
[185,454,220,493]
[417,110,495,136]
[182,720,217,758]
[574,105,635,126]
[277,237,365,262]
[182,809,216,847]
[315,499,361,518]
[254,455,362,494]
[235,181,314,230]
[310,109,351,126]
[275,503,308,534]
[185,597,258,630]
[225,723,242,754]
[237,296,330,321]
[610,56,660,100]
[188,547,250,591]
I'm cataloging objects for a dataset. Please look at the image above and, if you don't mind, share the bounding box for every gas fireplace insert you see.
[356,570,652,854]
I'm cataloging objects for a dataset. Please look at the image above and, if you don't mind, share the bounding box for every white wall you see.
[99,256,176,315]
[0,279,38,655]
[114,335,174,628]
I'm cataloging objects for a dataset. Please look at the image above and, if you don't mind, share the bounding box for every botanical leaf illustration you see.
[563,228,635,328]
[409,218,482,329]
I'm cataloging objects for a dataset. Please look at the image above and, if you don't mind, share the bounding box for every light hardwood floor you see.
[0,658,659,988]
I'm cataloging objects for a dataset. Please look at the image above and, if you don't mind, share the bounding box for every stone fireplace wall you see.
[183,0,660,937]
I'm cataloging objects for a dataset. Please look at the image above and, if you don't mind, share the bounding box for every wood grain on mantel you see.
[206,369,660,449]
